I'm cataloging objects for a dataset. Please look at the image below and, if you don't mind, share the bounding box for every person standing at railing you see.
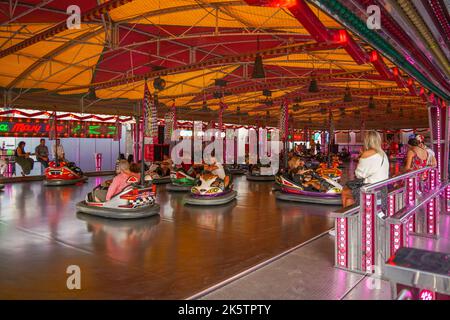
[341,130,389,208]
[404,134,434,172]
[51,139,66,162]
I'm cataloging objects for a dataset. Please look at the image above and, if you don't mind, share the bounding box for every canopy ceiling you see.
[0,0,448,129]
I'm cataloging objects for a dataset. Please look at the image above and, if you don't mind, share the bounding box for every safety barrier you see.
[332,167,449,274]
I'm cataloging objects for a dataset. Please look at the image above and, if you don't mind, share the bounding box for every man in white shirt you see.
[52,139,66,161]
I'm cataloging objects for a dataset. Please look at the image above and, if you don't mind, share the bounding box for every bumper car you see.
[316,163,342,182]
[167,167,197,192]
[331,154,344,169]
[76,180,160,219]
[226,164,246,175]
[44,161,87,186]
[246,164,275,181]
[184,170,237,206]
[145,163,171,184]
[275,170,342,205]
[0,184,4,191]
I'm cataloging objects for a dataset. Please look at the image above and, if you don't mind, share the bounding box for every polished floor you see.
[0,174,340,299]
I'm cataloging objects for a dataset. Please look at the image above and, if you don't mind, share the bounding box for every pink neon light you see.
[436,107,441,180]
[336,217,348,268]
[419,289,434,300]
[362,193,375,272]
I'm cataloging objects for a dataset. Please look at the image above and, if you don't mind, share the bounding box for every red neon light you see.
[269,0,297,8]
[392,67,399,77]
[369,51,378,62]
[420,87,425,95]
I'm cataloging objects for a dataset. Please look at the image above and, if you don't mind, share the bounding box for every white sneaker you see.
[328,229,336,237]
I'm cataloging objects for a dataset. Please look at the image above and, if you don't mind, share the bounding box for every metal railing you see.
[333,166,449,274]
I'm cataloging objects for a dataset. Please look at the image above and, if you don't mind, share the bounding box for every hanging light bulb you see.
[343,86,352,102]
[368,96,376,109]
[236,106,241,115]
[202,99,208,112]
[252,36,265,79]
[88,87,96,100]
[308,75,319,93]
[252,54,265,79]
[153,77,166,91]
[386,101,392,113]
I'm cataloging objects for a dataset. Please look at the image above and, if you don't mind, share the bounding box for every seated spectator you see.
[35,139,49,168]
[15,141,34,176]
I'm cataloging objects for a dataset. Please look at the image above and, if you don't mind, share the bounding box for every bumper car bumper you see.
[228,168,246,175]
[166,183,193,192]
[246,174,275,181]
[184,190,237,206]
[275,190,341,205]
[44,175,88,186]
[76,201,160,219]
[151,176,171,184]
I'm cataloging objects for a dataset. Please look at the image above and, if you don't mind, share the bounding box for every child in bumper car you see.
[91,160,140,203]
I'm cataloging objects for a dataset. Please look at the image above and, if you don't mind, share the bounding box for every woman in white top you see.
[342,130,389,207]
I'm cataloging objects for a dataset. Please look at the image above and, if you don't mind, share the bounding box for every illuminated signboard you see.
[0,117,118,139]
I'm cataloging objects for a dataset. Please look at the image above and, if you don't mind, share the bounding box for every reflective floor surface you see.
[201,213,450,300]
[0,175,338,299]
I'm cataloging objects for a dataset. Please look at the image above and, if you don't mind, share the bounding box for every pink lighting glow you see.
[362,193,375,272]
[336,217,348,268]
[419,289,435,300]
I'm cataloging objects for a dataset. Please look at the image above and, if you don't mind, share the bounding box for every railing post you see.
[387,192,405,256]
[446,185,450,213]
[426,168,439,237]
[361,191,375,273]
[335,217,348,269]
[406,176,416,233]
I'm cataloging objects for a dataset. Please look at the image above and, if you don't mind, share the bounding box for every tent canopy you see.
[0,0,448,129]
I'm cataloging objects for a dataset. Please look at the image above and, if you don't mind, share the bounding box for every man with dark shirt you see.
[35,139,49,168]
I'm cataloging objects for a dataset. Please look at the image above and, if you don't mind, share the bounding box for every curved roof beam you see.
[0,0,134,59]
[6,26,104,89]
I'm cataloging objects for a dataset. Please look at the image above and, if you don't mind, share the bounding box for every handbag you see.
[346,153,386,190]
[346,178,365,190]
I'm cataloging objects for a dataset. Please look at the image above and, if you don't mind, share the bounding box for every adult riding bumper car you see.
[246,164,275,181]
[275,170,342,205]
[44,161,87,186]
[145,163,171,184]
[184,169,237,206]
[76,179,160,219]
[167,167,197,192]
